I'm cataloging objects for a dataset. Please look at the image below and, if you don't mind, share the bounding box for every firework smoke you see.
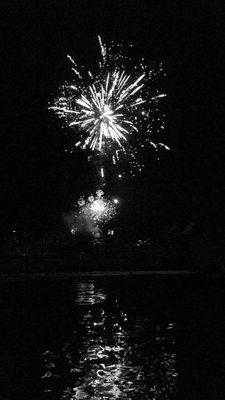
[67,189,118,238]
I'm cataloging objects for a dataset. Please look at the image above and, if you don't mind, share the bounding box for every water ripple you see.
[41,280,177,399]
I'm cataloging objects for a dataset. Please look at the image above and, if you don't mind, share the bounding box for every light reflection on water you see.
[41,281,177,399]
[75,282,107,305]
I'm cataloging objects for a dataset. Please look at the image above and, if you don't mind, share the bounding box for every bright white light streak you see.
[151,94,167,100]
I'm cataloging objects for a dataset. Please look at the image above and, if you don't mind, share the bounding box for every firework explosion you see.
[49,37,169,176]
[70,189,118,237]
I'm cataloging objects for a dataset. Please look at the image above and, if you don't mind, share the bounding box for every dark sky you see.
[1,1,224,238]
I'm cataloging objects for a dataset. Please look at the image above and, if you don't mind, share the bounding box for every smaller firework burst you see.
[71,189,118,237]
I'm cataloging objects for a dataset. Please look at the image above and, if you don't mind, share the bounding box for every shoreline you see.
[0,270,200,281]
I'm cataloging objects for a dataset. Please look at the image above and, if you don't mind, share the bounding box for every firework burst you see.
[49,37,169,175]
[70,189,118,237]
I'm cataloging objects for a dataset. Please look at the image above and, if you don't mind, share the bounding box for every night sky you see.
[1,1,224,240]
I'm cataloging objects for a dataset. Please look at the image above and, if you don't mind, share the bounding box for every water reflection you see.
[41,281,177,399]
[75,282,107,305]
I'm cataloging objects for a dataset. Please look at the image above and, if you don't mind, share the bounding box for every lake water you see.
[0,273,225,399]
